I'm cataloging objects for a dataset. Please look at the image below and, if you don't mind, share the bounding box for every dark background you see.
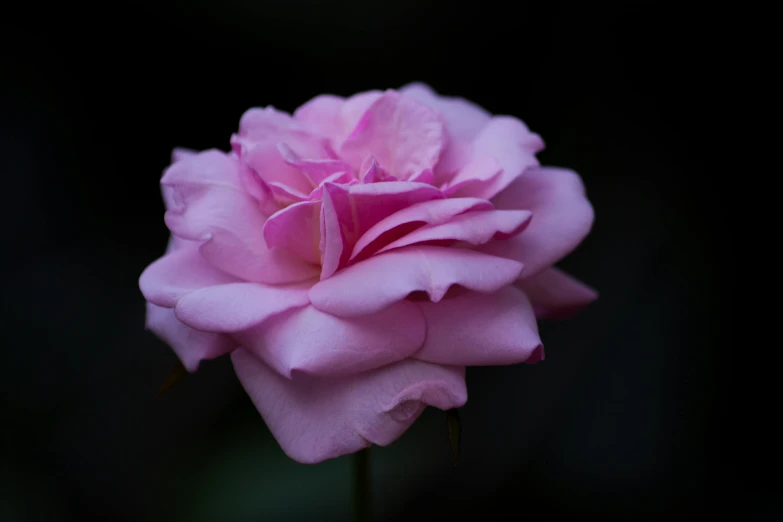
[1,2,742,521]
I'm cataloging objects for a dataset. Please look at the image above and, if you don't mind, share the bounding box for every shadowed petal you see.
[146,303,234,372]
[319,182,444,278]
[376,209,532,254]
[236,301,425,378]
[414,286,542,365]
[232,350,466,463]
[350,197,492,261]
[515,267,598,318]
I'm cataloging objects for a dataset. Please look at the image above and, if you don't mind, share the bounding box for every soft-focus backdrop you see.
[2,2,738,521]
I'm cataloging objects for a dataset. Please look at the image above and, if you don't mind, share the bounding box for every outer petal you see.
[414,286,542,365]
[350,197,493,261]
[174,281,313,332]
[162,150,319,283]
[340,91,446,179]
[376,209,532,254]
[482,167,594,278]
[400,82,491,140]
[146,303,234,372]
[236,301,425,378]
[139,247,239,308]
[471,116,544,192]
[309,246,524,317]
[514,267,598,319]
[232,349,467,463]
[263,200,322,265]
[171,147,197,164]
[162,148,244,190]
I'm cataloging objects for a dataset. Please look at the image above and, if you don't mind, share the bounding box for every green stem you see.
[353,447,371,522]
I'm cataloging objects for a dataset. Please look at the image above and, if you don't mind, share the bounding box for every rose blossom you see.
[139,83,596,463]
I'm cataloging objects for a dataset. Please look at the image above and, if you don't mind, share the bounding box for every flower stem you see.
[353,447,371,522]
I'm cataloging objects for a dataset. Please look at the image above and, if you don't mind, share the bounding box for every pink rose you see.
[140,83,596,463]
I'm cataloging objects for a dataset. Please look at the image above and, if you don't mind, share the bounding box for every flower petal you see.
[376,209,532,254]
[162,148,243,190]
[400,82,491,141]
[139,246,239,308]
[319,182,444,278]
[293,91,383,149]
[277,142,354,186]
[171,147,197,164]
[263,200,322,264]
[482,167,595,278]
[472,116,544,190]
[162,150,319,284]
[350,197,493,261]
[443,156,505,199]
[309,246,524,317]
[414,286,542,365]
[231,349,466,463]
[233,139,315,195]
[232,107,337,196]
[174,281,312,332]
[146,303,234,372]
[237,301,425,378]
[514,267,598,319]
[292,94,345,138]
[340,91,446,179]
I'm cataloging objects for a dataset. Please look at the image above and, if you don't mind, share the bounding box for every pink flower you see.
[139,83,596,463]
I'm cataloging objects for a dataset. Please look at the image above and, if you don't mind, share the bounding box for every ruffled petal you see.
[174,281,312,332]
[482,167,594,278]
[236,301,425,378]
[276,142,354,186]
[139,246,239,308]
[233,139,315,196]
[350,197,492,261]
[231,107,337,198]
[146,303,234,372]
[310,246,524,317]
[340,91,446,179]
[162,150,319,284]
[231,350,466,463]
[319,182,444,278]
[376,209,532,254]
[414,286,542,365]
[514,267,598,319]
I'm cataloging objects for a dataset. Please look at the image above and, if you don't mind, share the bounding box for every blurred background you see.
[1,1,740,521]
